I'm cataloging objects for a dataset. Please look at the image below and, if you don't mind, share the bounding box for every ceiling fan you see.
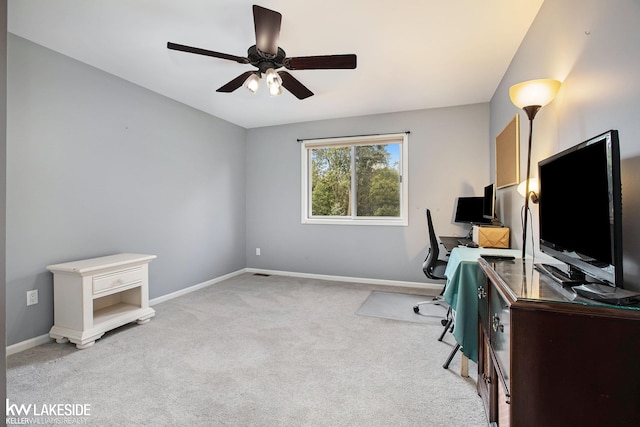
[167,4,357,100]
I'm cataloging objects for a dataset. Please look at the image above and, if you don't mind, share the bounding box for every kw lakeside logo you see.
[6,399,91,425]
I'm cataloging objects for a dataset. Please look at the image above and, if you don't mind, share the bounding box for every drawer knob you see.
[477,286,487,300]
[492,314,504,333]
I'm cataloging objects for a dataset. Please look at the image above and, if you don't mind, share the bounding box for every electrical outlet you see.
[27,290,38,306]
[256,248,261,256]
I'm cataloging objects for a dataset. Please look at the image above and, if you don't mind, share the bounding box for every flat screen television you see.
[454,196,491,225]
[483,183,495,221]
[538,129,623,287]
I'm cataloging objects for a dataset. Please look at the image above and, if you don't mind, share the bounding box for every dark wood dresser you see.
[477,258,640,427]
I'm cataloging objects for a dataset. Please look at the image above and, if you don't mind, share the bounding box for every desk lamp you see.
[509,79,561,258]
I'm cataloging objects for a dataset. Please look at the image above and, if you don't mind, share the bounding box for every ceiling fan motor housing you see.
[248,45,286,73]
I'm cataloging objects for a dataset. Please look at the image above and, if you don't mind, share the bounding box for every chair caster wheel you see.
[413,305,420,313]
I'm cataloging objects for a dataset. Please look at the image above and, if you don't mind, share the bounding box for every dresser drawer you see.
[478,274,490,333]
[489,284,511,388]
[93,266,144,295]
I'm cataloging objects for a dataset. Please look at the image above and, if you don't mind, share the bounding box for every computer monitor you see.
[483,183,495,220]
[454,197,491,225]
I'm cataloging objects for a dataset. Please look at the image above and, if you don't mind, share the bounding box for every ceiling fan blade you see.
[278,71,314,100]
[216,71,256,93]
[167,42,248,64]
[284,54,357,70]
[253,5,281,55]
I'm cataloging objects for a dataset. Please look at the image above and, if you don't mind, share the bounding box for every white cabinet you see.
[48,253,156,349]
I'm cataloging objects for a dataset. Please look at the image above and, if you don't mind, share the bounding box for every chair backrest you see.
[423,209,442,279]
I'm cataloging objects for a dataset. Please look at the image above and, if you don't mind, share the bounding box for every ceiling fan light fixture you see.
[243,72,261,93]
[265,68,283,96]
[265,68,280,86]
[269,83,283,96]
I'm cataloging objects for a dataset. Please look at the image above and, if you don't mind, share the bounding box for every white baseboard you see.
[245,268,443,292]
[7,268,441,354]
[7,334,52,356]
[148,268,248,306]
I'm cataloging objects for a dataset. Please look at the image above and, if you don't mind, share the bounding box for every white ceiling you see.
[8,0,544,129]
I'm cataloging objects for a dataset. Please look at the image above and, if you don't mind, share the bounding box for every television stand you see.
[478,258,640,425]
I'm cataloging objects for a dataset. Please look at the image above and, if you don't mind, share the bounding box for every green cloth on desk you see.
[443,247,520,363]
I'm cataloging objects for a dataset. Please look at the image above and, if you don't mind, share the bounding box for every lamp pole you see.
[521,105,541,259]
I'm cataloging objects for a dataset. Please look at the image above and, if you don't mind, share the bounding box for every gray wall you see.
[6,35,247,345]
[245,104,491,283]
[490,0,640,290]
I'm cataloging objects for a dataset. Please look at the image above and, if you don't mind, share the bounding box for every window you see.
[301,133,408,225]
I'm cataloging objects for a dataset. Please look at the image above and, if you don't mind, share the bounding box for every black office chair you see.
[413,209,457,357]
[413,209,449,314]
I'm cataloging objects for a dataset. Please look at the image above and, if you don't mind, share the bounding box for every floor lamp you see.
[509,79,561,259]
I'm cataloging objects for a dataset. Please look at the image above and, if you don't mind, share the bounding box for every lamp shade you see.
[243,73,261,93]
[517,178,539,198]
[509,79,561,109]
[265,68,283,96]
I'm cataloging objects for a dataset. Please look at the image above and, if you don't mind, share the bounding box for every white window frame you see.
[301,133,409,226]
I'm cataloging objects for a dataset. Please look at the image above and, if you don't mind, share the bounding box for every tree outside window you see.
[301,133,408,226]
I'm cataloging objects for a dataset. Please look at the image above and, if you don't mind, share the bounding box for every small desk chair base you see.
[412,297,448,316]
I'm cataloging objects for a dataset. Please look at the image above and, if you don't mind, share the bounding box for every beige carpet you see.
[7,273,486,426]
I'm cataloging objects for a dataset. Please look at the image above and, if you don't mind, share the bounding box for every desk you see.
[439,235,463,253]
[442,247,520,363]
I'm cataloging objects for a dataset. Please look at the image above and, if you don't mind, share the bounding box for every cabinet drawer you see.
[478,275,490,332]
[93,266,143,295]
[490,285,511,387]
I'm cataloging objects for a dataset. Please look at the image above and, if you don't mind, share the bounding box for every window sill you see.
[302,217,408,226]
